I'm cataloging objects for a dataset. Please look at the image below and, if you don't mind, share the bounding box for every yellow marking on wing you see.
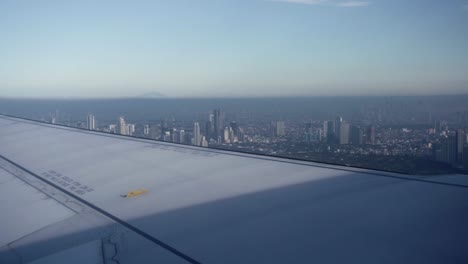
[123,189,148,198]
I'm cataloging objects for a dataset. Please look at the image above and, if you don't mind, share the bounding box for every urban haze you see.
[1,95,467,174]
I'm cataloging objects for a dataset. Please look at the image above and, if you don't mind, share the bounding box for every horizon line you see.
[1,93,468,100]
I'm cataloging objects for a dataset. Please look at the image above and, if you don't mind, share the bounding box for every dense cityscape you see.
[22,96,468,175]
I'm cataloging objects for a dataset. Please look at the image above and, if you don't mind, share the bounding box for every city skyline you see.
[27,98,467,175]
[1,0,468,98]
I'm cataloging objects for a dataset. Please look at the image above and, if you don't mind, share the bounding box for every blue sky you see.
[1,0,467,98]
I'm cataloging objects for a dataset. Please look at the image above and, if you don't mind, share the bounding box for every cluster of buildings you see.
[432,128,468,169]
[85,110,246,148]
[86,114,136,136]
[270,121,286,137]
[304,116,376,146]
[154,109,246,146]
[77,111,468,172]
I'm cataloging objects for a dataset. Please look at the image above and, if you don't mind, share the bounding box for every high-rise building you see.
[118,117,126,135]
[193,122,201,146]
[171,129,178,143]
[305,128,322,142]
[463,146,468,169]
[201,136,209,147]
[229,127,235,143]
[126,124,135,136]
[367,126,376,145]
[145,126,160,140]
[304,122,322,142]
[230,121,239,139]
[160,119,168,139]
[86,114,95,130]
[144,125,150,136]
[335,116,343,143]
[322,121,328,139]
[205,120,214,141]
[350,125,363,145]
[456,129,465,163]
[324,120,335,144]
[305,122,312,142]
[230,121,238,132]
[237,128,245,142]
[206,113,214,140]
[276,121,285,137]
[433,134,460,166]
[163,131,171,142]
[213,109,223,141]
[109,124,116,133]
[340,122,350,145]
[434,120,442,133]
[433,142,449,163]
[179,130,185,144]
[447,135,458,165]
[223,127,230,143]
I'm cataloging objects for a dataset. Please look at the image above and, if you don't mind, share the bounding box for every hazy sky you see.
[1,0,468,98]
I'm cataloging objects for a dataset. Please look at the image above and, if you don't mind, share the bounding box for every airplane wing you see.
[1,114,467,264]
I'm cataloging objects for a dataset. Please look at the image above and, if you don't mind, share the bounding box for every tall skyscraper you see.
[179,130,185,144]
[276,121,286,137]
[456,129,465,163]
[118,117,126,135]
[230,121,239,139]
[237,128,245,142]
[340,122,350,145]
[205,120,214,141]
[433,142,449,163]
[160,119,168,139]
[126,124,135,136]
[324,120,335,144]
[213,109,223,142]
[367,126,376,145]
[171,128,178,143]
[434,133,463,166]
[335,116,343,143]
[193,122,201,146]
[206,113,214,140]
[224,127,230,143]
[322,121,327,139]
[86,114,95,130]
[350,125,363,145]
[447,135,458,165]
[229,127,235,143]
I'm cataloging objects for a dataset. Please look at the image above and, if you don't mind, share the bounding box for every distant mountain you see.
[137,92,166,98]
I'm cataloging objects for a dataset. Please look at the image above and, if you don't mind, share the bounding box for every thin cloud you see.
[336,1,370,7]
